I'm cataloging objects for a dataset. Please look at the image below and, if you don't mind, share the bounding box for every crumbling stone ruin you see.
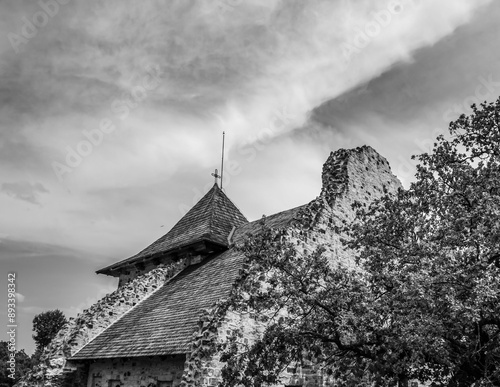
[16,145,403,387]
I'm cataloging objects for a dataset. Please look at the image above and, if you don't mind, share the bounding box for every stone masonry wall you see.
[87,356,186,387]
[15,260,186,387]
[117,260,161,287]
[180,147,403,387]
[287,146,402,385]
[292,145,402,268]
[118,255,205,287]
[182,308,332,387]
[181,307,267,387]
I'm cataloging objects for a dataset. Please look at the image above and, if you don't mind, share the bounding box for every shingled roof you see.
[71,205,305,360]
[67,147,404,363]
[72,248,244,359]
[232,204,308,244]
[97,183,248,275]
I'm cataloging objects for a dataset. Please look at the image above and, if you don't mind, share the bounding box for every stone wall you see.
[181,307,267,387]
[87,356,186,387]
[15,261,186,387]
[320,145,401,208]
[293,145,402,268]
[181,146,404,387]
[117,261,162,288]
[118,255,205,287]
[180,303,328,387]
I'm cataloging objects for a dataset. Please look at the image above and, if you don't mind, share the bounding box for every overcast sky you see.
[1,0,500,354]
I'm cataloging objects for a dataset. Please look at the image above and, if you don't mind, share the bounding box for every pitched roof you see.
[72,201,307,360]
[72,146,404,360]
[72,248,245,359]
[232,204,308,244]
[97,184,248,274]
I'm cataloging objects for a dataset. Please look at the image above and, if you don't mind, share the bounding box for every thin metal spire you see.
[221,131,225,190]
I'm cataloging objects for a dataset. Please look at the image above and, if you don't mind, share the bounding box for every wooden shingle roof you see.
[72,248,244,359]
[97,184,248,275]
[232,204,307,244]
[72,202,306,360]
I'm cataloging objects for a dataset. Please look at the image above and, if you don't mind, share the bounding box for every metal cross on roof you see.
[211,169,221,185]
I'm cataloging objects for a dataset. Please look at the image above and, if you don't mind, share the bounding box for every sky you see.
[1,0,500,355]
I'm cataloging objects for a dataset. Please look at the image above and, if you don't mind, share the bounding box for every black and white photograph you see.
[0,0,499,386]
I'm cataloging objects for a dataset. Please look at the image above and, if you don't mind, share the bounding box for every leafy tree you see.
[32,309,67,351]
[220,98,500,386]
[29,346,44,367]
[0,341,32,387]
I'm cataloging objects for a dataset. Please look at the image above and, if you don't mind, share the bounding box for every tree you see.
[32,309,67,351]
[220,98,500,386]
[0,341,32,387]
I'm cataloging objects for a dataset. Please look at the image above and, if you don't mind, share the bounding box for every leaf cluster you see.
[220,98,500,387]
[32,309,68,350]
[0,342,32,387]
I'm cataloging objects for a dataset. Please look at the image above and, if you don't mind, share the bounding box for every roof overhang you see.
[96,238,228,277]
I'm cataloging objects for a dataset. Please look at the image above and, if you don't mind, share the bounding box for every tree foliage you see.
[220,98,500,387]
[32,309,67,350]
[0,342,32,387]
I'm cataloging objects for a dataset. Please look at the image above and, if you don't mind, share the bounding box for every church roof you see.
[72,248,244,359]
[70,146,403,361]
[71,205,304,360]
[232,204,307,244]
[97,183,248,275]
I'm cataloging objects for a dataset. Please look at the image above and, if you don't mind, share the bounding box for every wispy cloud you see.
[18,305,46,315]
[0,0,493,257]
[16,292,26,303]
[0,1,492,185]
[1,181,49,204]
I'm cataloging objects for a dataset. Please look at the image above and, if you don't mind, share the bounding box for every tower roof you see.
[97,183,248,276]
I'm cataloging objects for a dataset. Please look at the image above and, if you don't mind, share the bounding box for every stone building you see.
[17,145,403,387]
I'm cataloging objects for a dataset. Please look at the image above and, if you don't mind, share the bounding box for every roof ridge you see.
[221,188,248,223]
[208,184,219,235]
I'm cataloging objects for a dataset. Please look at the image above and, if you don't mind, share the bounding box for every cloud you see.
[0,236,113,263]
[1,181,49,204]
[0,0,494,273]
[0,1,492,174]
[18,305,46,315]
[16,293,26,303]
